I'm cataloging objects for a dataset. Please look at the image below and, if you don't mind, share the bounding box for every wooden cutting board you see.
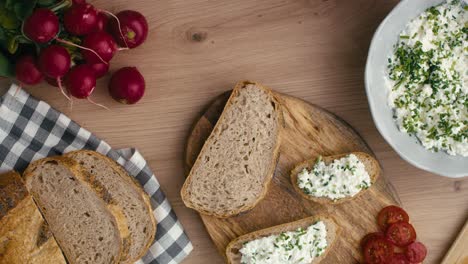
[441,219,468,264]
[185,91,402,263]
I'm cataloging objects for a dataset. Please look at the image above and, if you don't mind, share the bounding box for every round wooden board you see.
[185,91,401,263]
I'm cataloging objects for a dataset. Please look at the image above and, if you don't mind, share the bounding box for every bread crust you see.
[181,80,284,218]
[0,171,28,219]
[290,152,380,205]
[0,171,67,264]
[225,215,340,264]
[23,156,123,264]
[65,150,156,263]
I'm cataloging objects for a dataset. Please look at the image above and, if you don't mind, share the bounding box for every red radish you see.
[109,67,145,104]
[24,4,107,65]
[38,45,71,78]
[54,38,108,65]
[64,3,98,36]
[95,12,109,32]
[81,32,117,63]
[72,0,86,4]
[15,55,43,85]
[66,65,108,109]
[108,10,148,48]
[38,45,72,100]
[23,9,59,43]
[66,65,96,99]
[88,62,109,78]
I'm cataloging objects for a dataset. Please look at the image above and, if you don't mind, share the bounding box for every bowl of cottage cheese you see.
[365,0,467,177]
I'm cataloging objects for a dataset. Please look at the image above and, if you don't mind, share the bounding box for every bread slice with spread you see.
[226,215,339,264]
[0,171,67,264]
[65,150,156,263]
[291,152,380,204]
[181,80,283,218]
[23,157,123,264]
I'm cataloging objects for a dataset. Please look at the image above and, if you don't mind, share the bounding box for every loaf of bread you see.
[23,157,123,264]
[226,215,339,264]
[181,81,283,218]
[65,150,156,263]
[291,152,380,204]
[0,171,67,264]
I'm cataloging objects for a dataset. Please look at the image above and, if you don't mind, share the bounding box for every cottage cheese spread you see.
[239,221,328,264]
[297,154,371,200]
[386,0,468,156]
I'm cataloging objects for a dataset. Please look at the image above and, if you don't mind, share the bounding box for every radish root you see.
[55,38,108,64]
[100,9,129,49]
[56,77,72,101]
[69,97,73,111]
[14,84,22,97]
[87,97,109,110]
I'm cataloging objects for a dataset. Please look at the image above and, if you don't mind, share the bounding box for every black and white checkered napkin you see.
[0,84,192,264]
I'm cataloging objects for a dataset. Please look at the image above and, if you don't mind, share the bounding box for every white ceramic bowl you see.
[365,0,467,178]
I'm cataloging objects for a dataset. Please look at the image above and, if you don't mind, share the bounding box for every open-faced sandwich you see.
[291,152,380,204]
[226,215,339,264]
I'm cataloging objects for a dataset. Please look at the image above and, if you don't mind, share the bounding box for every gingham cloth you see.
[0,84,192,264]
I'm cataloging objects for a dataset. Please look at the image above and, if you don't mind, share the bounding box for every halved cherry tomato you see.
[405,242,427,263]
[360,232,384,249]
[377,205,410,231]
[387,253,410,264]
[393,245,405,254]
[363,237,394,264]
[386,222,416,247]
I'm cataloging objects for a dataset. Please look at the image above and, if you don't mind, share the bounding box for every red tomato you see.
[377,205,410,231]
[387,253,410,264]
[405,242,427,263]
[386,222,416,247]
[393,245,406,254]
[360,232,384,249]
[363,237,394,264]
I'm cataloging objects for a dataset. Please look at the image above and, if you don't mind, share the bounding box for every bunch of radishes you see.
[12,0,148,106]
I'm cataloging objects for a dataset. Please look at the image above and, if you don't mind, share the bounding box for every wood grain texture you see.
[0,1,467,263]
[185,91,401,263]
[441,219,468,264]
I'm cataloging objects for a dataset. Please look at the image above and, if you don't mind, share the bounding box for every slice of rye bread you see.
[226,215,340,264]
[181,80,283,218]
[23,157,122,264]
[65,150,156,263]
[0,171,67,264]
[290,152,380,205]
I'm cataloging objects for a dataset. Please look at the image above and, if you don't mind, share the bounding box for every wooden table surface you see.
[1,0,467,263]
